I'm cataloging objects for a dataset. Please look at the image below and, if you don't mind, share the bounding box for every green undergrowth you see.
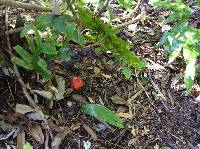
[150,0,200,93]
[10,3,146,128]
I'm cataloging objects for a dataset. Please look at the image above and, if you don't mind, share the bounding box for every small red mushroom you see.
[70,77,84,90]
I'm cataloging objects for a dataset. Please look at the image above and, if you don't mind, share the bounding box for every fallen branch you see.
[114,11,146,30]
[0,0,51,12]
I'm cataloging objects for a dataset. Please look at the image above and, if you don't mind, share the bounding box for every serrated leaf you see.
[64,22,78,42]
[83,104,124,128]
[41,43,57,55]
[36,14,55,30]
[53,15,69,33]
[14,45,32,63]
[12,57,33,70]
[122,67,132,79]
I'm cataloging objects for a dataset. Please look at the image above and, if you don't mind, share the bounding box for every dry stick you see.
[127,88,145,104]
[95,0,110,17]
[114,11,146,30]
[4,7,52,138]
[4,27,23,35]
[0,0,51,12]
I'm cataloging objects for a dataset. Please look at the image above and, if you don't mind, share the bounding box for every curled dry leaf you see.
[28,124,44,144]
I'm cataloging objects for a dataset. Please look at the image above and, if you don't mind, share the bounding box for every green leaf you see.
[184,60,196,94]
[117,0,132,9]
[196,0,200,6]
[26,36,35,53]
[21,24,34,37]
[36,14,55,30]
[64,22,78,42]
[34,30,43,52]
[77,7,146,70]
[122,67,132,79]
[23,142,33,149]
[59,48,71,61]
[108,8,113,21]
[12,57,33,70]
[14,45,32,63]
[183,47,199,93]
[53,15,69,33]
[34,56,51,80]
[83,104,124,128]
[41,43,57,55]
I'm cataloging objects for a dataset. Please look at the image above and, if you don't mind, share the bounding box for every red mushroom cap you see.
[70,77,84,90]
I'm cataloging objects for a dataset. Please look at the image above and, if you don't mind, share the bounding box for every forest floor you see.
[0,0,200,149]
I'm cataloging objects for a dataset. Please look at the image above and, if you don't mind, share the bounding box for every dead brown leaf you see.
[51,126,71,149]
[17,129,25,149]
[28,124,44,144]
[72,94,87,103]
[110,95,127,105]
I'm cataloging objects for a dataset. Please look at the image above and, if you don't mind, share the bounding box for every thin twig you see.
[114,11,146,30]
[65,0,77,18]
[127,88,145,104]
[0,0,51,12]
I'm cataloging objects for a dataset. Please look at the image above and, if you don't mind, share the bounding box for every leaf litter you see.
[1,1,200,149]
